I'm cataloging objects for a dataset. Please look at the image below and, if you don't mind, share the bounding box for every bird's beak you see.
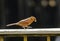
[35,19,37,22]
[34,18,37,22]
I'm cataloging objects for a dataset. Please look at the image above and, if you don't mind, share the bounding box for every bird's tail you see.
[6,23,18,27]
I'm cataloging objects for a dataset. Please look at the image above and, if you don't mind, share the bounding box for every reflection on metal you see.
[0,36,4,41]
[47,36,50,41]
[0,28,59,41]
[0,28,60,34]
[24,35,27,41]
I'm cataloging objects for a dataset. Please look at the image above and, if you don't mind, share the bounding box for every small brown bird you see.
[6,16,37,29]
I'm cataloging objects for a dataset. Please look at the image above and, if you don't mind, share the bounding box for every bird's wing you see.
[19,18,30,23]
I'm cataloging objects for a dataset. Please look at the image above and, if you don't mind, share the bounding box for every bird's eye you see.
[31,18,33,20]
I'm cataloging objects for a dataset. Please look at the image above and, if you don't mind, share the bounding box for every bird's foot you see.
[27,26,32,29]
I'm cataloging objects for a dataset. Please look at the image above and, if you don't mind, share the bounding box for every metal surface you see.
[47,36,50,41]
[0,28,60,34]
[24,35,27,41]
[0,36,4,41]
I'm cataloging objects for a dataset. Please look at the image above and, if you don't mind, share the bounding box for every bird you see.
[6,16,37,29]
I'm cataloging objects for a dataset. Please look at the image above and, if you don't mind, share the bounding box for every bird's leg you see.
[27,26,32,29]
[24,27,25,29]
[26,27,29,29]
[25,26,29,29]
[22,26,26,29]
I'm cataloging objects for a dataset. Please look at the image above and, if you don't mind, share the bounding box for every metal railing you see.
[0,28,60,41]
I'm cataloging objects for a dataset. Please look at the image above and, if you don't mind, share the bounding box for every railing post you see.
[24,35,27,41]
[47,36,50,41]
[0,36,4,41]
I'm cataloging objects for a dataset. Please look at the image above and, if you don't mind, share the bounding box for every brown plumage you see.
[6,16,37,29]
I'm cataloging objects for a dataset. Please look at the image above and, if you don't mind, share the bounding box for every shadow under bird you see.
[6,16,37,29]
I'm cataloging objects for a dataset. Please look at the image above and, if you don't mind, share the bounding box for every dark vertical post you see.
[25,0,31,18]
[18,0,25,20]
[57,0,60,28]
[1,0,6,29]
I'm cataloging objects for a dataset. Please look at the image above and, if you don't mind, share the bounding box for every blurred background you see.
[0,0,60,41]
[0,0,59,29]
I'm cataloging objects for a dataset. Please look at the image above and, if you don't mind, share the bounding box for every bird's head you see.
[30,16,37,22]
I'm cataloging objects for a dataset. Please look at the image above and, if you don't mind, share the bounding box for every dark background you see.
[0,0,60,41]
[0,0,59,29]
